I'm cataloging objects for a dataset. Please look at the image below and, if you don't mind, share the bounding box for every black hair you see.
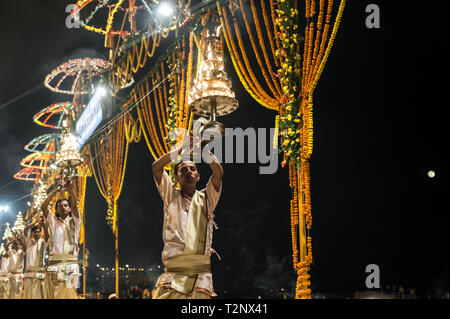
[55,198,72,218]
[173,160,197,175]
[173,161,183,175]
[30,225,41,233]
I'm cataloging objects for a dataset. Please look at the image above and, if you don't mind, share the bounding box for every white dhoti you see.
[43,272,78,299]
[0,275,9,299]
[153,286,211,299]
[23,267,45,299]
[44,255,80,299]
[8,273,23,299]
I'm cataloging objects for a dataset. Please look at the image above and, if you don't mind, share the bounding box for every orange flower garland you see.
[112,23,164,93]
[217,2,280,110]
[152,72,169,152]
[91,116,129,232]
[289,162,299,266]
[240,0,282,99]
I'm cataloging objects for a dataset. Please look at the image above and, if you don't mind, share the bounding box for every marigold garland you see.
[240,0,282,100]
[151,72,170,152]
[217,3,279,110]
[140,78,165,156]
[275,0,302,166]
[111,22,164,93]
[165,57,178,148]
[165,35,194,149]
[261,0,280,68]
[177,37,187,129]
[279,0,346,299]
[74,175,87,245]
[90,116,129,232]
[182,32,195,129]
[124,114,142,144]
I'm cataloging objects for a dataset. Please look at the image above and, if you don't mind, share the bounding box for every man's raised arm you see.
[66,180,79,219]
[204,150,223,192]
[152,146,182,186]
[41,181,62,219]
[23,222,36,239]
[39,217,50,243]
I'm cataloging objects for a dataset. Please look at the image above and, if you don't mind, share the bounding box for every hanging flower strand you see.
[275,0,303,167]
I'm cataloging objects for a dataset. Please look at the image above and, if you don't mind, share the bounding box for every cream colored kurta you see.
[0,257,10,299]
[8,249,24,299]
[44,214,81,299]
[8,249,24,274]
[25,237,47,268]
[8,249,25,273]
[46,214,80,272]
[23,237,47,299]
[154,171,222,296]
[0,257,9,275]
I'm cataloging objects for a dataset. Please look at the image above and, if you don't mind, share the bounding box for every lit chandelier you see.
[55,121,83,169]
[189,25,238,144]
[2,223,13,241]
[32,180,48,212]
[12,212,25,236]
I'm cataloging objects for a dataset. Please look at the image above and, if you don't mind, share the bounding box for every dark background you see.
[0,1,448,298]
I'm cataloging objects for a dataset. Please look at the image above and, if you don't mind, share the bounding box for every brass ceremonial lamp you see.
[2,223,13,242]
[55,120,84,190]
[188,25,239,148]
[28,179,49,222]
[32,180,47,211]
[11,212,25,238]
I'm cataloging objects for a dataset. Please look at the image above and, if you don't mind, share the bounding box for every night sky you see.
[0,1,448,298]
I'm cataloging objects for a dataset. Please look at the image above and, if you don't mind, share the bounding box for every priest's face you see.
[56,199,71,219]
[32,228,42,240]
[176,161,200,189]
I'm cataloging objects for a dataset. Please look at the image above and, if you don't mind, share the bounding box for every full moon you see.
[427,170,436,178]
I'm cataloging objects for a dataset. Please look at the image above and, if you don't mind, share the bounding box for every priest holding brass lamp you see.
[152,24,238,299]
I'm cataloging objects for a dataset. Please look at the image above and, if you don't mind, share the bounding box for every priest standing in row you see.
[152,132,223,299]
[41,179,81,299]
